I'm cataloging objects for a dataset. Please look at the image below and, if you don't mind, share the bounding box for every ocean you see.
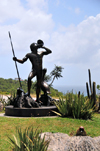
[54,85,100,96]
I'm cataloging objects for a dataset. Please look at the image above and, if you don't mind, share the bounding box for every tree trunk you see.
[49,76,55,86]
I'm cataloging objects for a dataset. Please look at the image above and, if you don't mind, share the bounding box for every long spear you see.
[8,31,22,88]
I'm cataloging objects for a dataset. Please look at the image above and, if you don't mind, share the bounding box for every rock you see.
[13,87,39,108]
[39,94,55,106]
[14,95,39,108]
[40,132,100,151]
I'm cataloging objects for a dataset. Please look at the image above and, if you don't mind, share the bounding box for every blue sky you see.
[48,0,100,26]
[0,0,100,91]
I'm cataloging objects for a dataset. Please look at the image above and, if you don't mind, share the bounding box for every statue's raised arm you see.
[42,46,52,55]
[37,39,52,55]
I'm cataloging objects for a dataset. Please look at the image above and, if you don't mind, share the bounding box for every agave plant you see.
[80,98,95,119]
[7,126,50,151]
[53,96,71,117]
[53,92,95,119]
[54,97,69,117]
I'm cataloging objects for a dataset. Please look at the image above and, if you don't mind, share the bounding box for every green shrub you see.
[0,95,8,111]
[6,91,16,106]
[7,126,50,151]
[54,92,95,119]
[0,94,15,112]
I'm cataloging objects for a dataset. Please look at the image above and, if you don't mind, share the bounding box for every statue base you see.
[11,88,55,108]
[5,105,58,117]
[5,87,58,117]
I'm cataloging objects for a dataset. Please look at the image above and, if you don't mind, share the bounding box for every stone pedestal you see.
[5,105,58,117]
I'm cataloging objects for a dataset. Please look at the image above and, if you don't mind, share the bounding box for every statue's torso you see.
[26,52,43,71]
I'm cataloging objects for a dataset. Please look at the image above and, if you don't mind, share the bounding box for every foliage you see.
[49,87,63,97]
[0,78,26,94]
[0,91,17,110]
[54,92,95,119]
[0,78,37,94]
[6,91,16,106]
[49,65,64,86]
[44,74,51,83]
[97,85,100,90]
[7,126,50,151]
[0,95,10,110]
[0,78,63,97]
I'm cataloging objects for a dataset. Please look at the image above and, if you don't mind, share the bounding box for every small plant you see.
[0,95,4,111]
[7,126,50,151]
[53,92,95,119]
[0,95,8,111]
[6,91,16,106]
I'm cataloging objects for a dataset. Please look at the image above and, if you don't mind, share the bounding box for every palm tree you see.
[49,65,63,86]
[44,74,51,82]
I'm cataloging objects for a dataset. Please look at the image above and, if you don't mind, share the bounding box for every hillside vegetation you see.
[0,78,63,97]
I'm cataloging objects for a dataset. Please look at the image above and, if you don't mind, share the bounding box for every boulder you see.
[40,132,100,151]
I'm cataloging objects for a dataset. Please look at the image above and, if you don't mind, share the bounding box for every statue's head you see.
[30,40,44,53]
[30,43,37,53]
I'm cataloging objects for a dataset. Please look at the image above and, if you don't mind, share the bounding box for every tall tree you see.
[49,65,63,86]
[44,74,51,82]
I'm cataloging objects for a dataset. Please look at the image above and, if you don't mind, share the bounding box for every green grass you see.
[0,113,100,151]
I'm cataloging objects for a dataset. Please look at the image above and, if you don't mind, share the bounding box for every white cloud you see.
[26,0,48,12]
[0,0,54,55]
[67,6,81,15]
[75,7,81,14]
[0,0,25,23]
[49,14,100,71]
[55,0,60,6]
[67,6,72,11]
[0,0,100,75]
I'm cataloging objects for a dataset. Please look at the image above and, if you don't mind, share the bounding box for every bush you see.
[0,95,7,111]
[54,92,95,119]
[6,91,16,106]
[7,126,50,151]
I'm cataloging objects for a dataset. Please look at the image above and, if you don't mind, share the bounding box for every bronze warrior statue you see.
[13,40,52,103]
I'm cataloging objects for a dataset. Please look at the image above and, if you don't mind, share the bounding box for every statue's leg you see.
[36,79,41,103]
[36,71,42,103]
[42,68,47,81]
[28,70,36,96]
